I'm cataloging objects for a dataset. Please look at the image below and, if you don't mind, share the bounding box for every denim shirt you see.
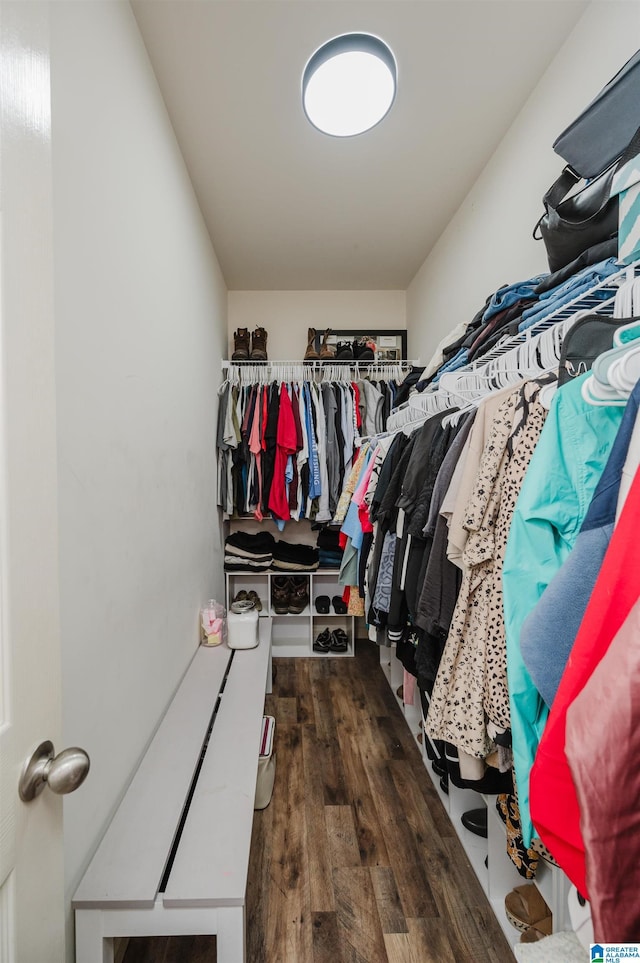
[482,272,549,323]
[518,258,620,331]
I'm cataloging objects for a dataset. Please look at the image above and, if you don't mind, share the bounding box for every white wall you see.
[228,290,406,359]
[49,2,227,955]
[407,1,640,366]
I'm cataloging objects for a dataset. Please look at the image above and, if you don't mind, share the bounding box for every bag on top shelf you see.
[534,49,640,272]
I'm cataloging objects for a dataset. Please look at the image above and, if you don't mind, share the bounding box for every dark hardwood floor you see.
[123,639,516,963]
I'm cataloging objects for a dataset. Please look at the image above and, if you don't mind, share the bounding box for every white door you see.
[0,3,66,961]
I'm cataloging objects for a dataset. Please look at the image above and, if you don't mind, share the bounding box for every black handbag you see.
[553,49,640,178]
[533,163,619,273]
[534,49,640,273]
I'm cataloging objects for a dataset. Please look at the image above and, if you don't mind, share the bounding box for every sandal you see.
[247,590,262,612]
[313,628,332,653]
[329,629,348,652]
[315,595,330,614]
[520,917,552,943]
[504,885,551,933]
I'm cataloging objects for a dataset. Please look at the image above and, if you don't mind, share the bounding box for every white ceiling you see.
[132,0,587,291]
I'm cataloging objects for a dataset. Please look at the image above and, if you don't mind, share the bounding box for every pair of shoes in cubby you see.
[230,590,262,614]
[314,595,347,614]
[271,575,309,614]
[313,628,348,653]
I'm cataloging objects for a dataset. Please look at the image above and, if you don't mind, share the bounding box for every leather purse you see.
[533,164,619,273]
[553,49,640,179]
[534,48,640,272]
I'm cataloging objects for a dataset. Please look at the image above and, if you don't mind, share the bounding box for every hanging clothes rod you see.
[386,260,640,432]
[389,261,640,423]
[220,358,420,368]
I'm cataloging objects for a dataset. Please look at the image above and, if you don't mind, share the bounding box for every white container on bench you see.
[227,609,259,649]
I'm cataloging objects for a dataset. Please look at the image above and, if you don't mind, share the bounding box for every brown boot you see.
[288,576,309,614]
[250,326,268,361]
[271,576,290,615]
[304,327,320,361]
[231,328,250,361]
[320,329,335,360]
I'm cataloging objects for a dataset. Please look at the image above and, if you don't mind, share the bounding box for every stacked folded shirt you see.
[318,551,343,568]
[316,527,344,569]
[271,540,319,572]
[224,531,275,571]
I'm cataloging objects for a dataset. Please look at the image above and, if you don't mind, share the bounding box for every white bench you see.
[73,618,272,963]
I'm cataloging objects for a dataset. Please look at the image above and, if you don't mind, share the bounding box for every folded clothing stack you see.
[224,531,276,571]
[316,526,344,569]
[272,540,319,572]
[319,551,343,568]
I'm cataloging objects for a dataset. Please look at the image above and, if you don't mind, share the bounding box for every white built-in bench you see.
[73,618,272,963]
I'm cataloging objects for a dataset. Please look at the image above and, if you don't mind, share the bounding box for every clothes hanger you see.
[606,337,640,393]
[613,271,634,318]
[614,321,640,345]
[580,291,633,403]
[581,375,628,406]
[442,403,476,428]
[584,303,640,394]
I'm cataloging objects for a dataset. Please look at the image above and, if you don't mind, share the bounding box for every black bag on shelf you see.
[553,49,640,178]
[534,163,619,273]
[534,48,640,272]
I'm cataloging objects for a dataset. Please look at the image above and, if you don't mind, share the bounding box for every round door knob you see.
[19,740,90,802]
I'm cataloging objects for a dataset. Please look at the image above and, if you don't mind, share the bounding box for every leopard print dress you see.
[426,380,550,759]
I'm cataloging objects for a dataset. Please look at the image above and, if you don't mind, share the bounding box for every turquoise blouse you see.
[502,373,624,846]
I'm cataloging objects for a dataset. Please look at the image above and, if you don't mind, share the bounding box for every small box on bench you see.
[254,715,275,811]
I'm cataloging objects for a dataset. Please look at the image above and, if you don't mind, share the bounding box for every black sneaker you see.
[335,341,354,361]
[353,337,375,361]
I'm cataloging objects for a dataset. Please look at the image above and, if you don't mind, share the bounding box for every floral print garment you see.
[426,380,550,760]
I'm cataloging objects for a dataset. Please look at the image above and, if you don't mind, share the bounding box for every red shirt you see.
[268,384,297,521]
[530,464,640,897]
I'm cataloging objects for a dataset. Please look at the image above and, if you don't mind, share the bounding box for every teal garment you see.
[502,373,624,847]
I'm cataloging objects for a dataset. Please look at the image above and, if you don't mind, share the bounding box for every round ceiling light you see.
[302,33,397,137]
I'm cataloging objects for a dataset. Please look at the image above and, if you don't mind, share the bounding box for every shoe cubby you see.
[225,570,354,657]
[311,616,352,656]
[311,572,349,616]
[226,574,269,615]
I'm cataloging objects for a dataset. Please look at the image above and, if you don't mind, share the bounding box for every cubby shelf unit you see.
[225,570,355,658]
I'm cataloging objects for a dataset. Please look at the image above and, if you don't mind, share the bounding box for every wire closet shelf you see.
[221,358,420,385]
[386,261,640,432]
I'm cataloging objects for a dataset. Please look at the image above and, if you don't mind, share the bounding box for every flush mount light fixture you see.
[302,33,397,137]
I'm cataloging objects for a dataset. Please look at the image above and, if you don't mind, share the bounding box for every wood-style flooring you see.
[123,639,516,963]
